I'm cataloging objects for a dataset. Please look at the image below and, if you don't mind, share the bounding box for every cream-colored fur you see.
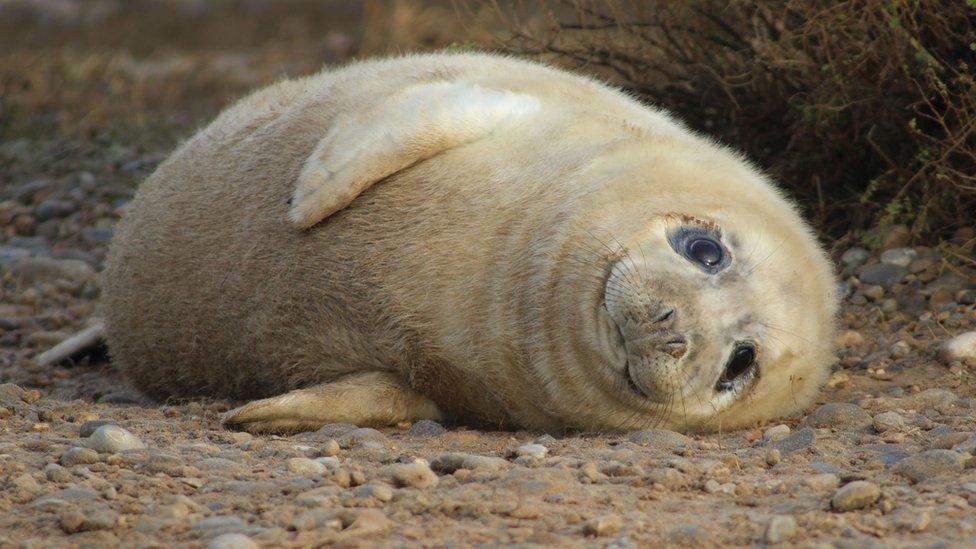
[100,52,838,434]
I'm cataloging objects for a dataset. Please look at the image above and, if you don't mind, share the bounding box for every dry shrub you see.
[497,1,976,244]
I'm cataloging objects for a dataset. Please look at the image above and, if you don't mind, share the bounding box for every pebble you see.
[191,516,249,536]
[61,446,99,466]
[356,484,394,502]
[286,457,327,476]
[79,420,118,438]
[627,428,692,450]
[385,461,439,489]
[831,481,881,511]
[514,443,548,460]
[8,256,95,284]
[34,199,77,221]
[841,247,870,266]
[86,425,146,453]
[805,403,872,430]
[44,463,72,483]
[952,435,976,455]
[880,248,917,267]
[893,450,967,482]
[146,450,183,477]
[208,533,259,549]
[581,514,623,537]
[668,525,710,544]
[835,330,865,347]
[336,427,387,448]
[407,419,446,437]
[942,332,976,362]
[804,473,841,492]
[430,453,510,473]
[772,428,815,455]
[764,515,797,544]
[858,263,907,287]
[872,411,907,433]
[763,424,791,442]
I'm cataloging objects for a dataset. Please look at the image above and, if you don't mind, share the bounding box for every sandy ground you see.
[2,2,976,547]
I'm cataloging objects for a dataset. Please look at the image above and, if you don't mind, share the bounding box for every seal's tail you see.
[36,321,107,367]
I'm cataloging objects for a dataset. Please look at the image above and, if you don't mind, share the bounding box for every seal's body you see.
[103,53,837,433]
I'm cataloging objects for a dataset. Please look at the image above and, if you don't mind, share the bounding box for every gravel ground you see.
[2,2,976,547]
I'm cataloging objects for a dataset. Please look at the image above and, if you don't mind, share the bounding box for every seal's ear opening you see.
[288,81,540,229]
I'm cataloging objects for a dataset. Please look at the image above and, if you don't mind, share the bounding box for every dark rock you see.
[805,403,872,430]
[407,419,446,437]
[771,428,815,455]
[858,263,907,287]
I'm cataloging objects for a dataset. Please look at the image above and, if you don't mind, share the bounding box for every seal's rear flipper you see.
[36,322,107,367]
[221,371,443,434]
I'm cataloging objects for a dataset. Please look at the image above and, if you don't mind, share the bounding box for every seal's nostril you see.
[722,343,756,386]
[653,308,675,324]
[661,338,687,358]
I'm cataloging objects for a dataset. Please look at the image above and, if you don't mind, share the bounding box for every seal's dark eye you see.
[666,225,730,273]
[686,238,723,267]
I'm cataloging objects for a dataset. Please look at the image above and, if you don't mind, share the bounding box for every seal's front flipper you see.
[36,321,107,367]
[220,371,443,434]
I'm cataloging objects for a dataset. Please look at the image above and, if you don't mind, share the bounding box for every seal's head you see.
[553,140,839,432]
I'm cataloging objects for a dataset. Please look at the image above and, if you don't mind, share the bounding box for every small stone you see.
[407,419,446,437]
[804,473,840,491]
[385,461,438,489]
[34,199,77,221]
[627,428,692,450]
[942,332,976,363]
[880,298,898,313]
[58,509,86,533]
[79,420,118,438]
[287,457,326,476]
[764,448,781,466]
[581,514,623,537]
[514,443,548,460]
[9,256,95,285]
[862,284,885,301]
[880,248,917,267]
[893,449,967,482]
[889,340,911,359]
[192,516,249,536]
[764,515,796,544]
[772,428,815,455]
[831,481,881,511]
[763,424,791,442]
[318,439,341,457]
[208,533,259,549]
[61,446,99,466]
[356,484,394,502]
[86,425,146,453]
[336,427,387,448]
[12,473,40,493]
[668,525,710,544]
[44,463,72,483]
[952,436,976,455]
[841,247,870,266]
[957,289,975,305]
[881,225,911,250]
[146,451,184,475]
[805,403,872,430]
[430,453,510,473]
[858,263,907,287]
[872,412,906,433]
[835,330,865,348]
